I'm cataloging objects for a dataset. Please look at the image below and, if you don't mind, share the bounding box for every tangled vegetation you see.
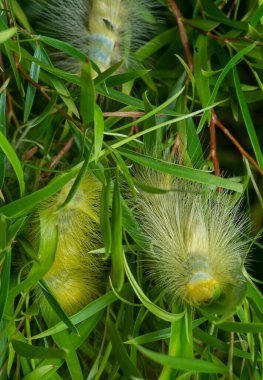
[0,1,262,379]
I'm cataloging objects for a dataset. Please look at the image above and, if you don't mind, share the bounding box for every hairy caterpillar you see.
[134,169,249,307]
[31,173,103,318]
[26,0,155,74]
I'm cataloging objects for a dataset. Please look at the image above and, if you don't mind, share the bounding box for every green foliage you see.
[0,0,262,379]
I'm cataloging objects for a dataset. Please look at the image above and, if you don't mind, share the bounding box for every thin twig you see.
[22,146,39,161]
[206,32,249,43]
[4,0,13,28]
[41,137,75,178]
[171,133,183,163]
[129,118,139,136]
[226,0,238,18]
[215,118,263,176]
[168,0,193,71]
[210,111,220,176]
[7,91,20,128]
[16,60,50,99]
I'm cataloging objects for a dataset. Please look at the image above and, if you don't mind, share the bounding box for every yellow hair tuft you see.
[31,172,103,319]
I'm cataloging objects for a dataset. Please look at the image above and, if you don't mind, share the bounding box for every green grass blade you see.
[119,149,243,192]
[126,328,171,345]
[94,105,104,163]
[23,45,41,122]
[50,76,79,117]
[80,61,95,126]
[218,322,263,333]
[136,344,227,374]
[197,42,257,132]
[0,90,6,189]
[109,100,225,150]
[9,217,58,299]
[110,176,124,291]
[38,35,86,62]
[0,27,17,43]
[108,320,143,379]
[105,69,149,87]
[121,197,148,250]
[194,35,210,107]
[0,248,11,321]
[0,130,25,197]
[100,171,112,258]
[39,281,78,335]
[52,331,84,380]
[22,364,60,380]
[30,288,123,339]
[69,312,103,350]
[0,164,81,218]
[12,340,67,359]
[232,65,263,167]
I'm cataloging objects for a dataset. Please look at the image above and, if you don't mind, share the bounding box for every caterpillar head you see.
[185,272,219,305]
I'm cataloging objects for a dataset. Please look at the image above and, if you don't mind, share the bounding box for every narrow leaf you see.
[12,340,67,359]
[0,248,11,321]
[0,27,17,43]
[111,177,124,291]
[0,90,6,189]
[94,105,104,163]
[0,130,25,197]
[119,149,243,192]
[197,42,257,132]
[108,320,143,379]
[80,61,95,126]
[24,45,42,122]
[232,65,263,167]
[136,344,226,373]
[123,254,184,322]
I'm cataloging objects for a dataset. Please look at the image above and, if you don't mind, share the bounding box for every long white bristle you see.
[134,169,249,306]
[27,0,155,74]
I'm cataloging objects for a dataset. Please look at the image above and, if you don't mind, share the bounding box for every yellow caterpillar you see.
[26,0,155,74]
[135,169,248,307]
[31,173,103,318]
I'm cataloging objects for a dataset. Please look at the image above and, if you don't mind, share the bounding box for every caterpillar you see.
[25,0,155,74]
[134,169,249,307]
[30,173,103,319]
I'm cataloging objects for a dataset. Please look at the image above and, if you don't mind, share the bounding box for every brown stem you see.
[226,0,238,18]
[168,0,193,71]
[41,137,75,178]
[16,60,50,99]
[22,146,39,161]
[206,32,250,43]
[210,111,220,176]
[171,133,182,163]
[129,119,139,136]
[4,0,13,28]
[215,118,263,176]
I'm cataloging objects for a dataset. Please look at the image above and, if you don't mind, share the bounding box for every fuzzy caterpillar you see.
[25,0,155,74]
[134,169,249,307]
[31,173,103,318]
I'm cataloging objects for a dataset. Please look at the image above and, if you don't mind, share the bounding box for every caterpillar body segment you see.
[134,170,248,307]
[26,0,155,75]
[88,0,127,73]
[32,173,103,318]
